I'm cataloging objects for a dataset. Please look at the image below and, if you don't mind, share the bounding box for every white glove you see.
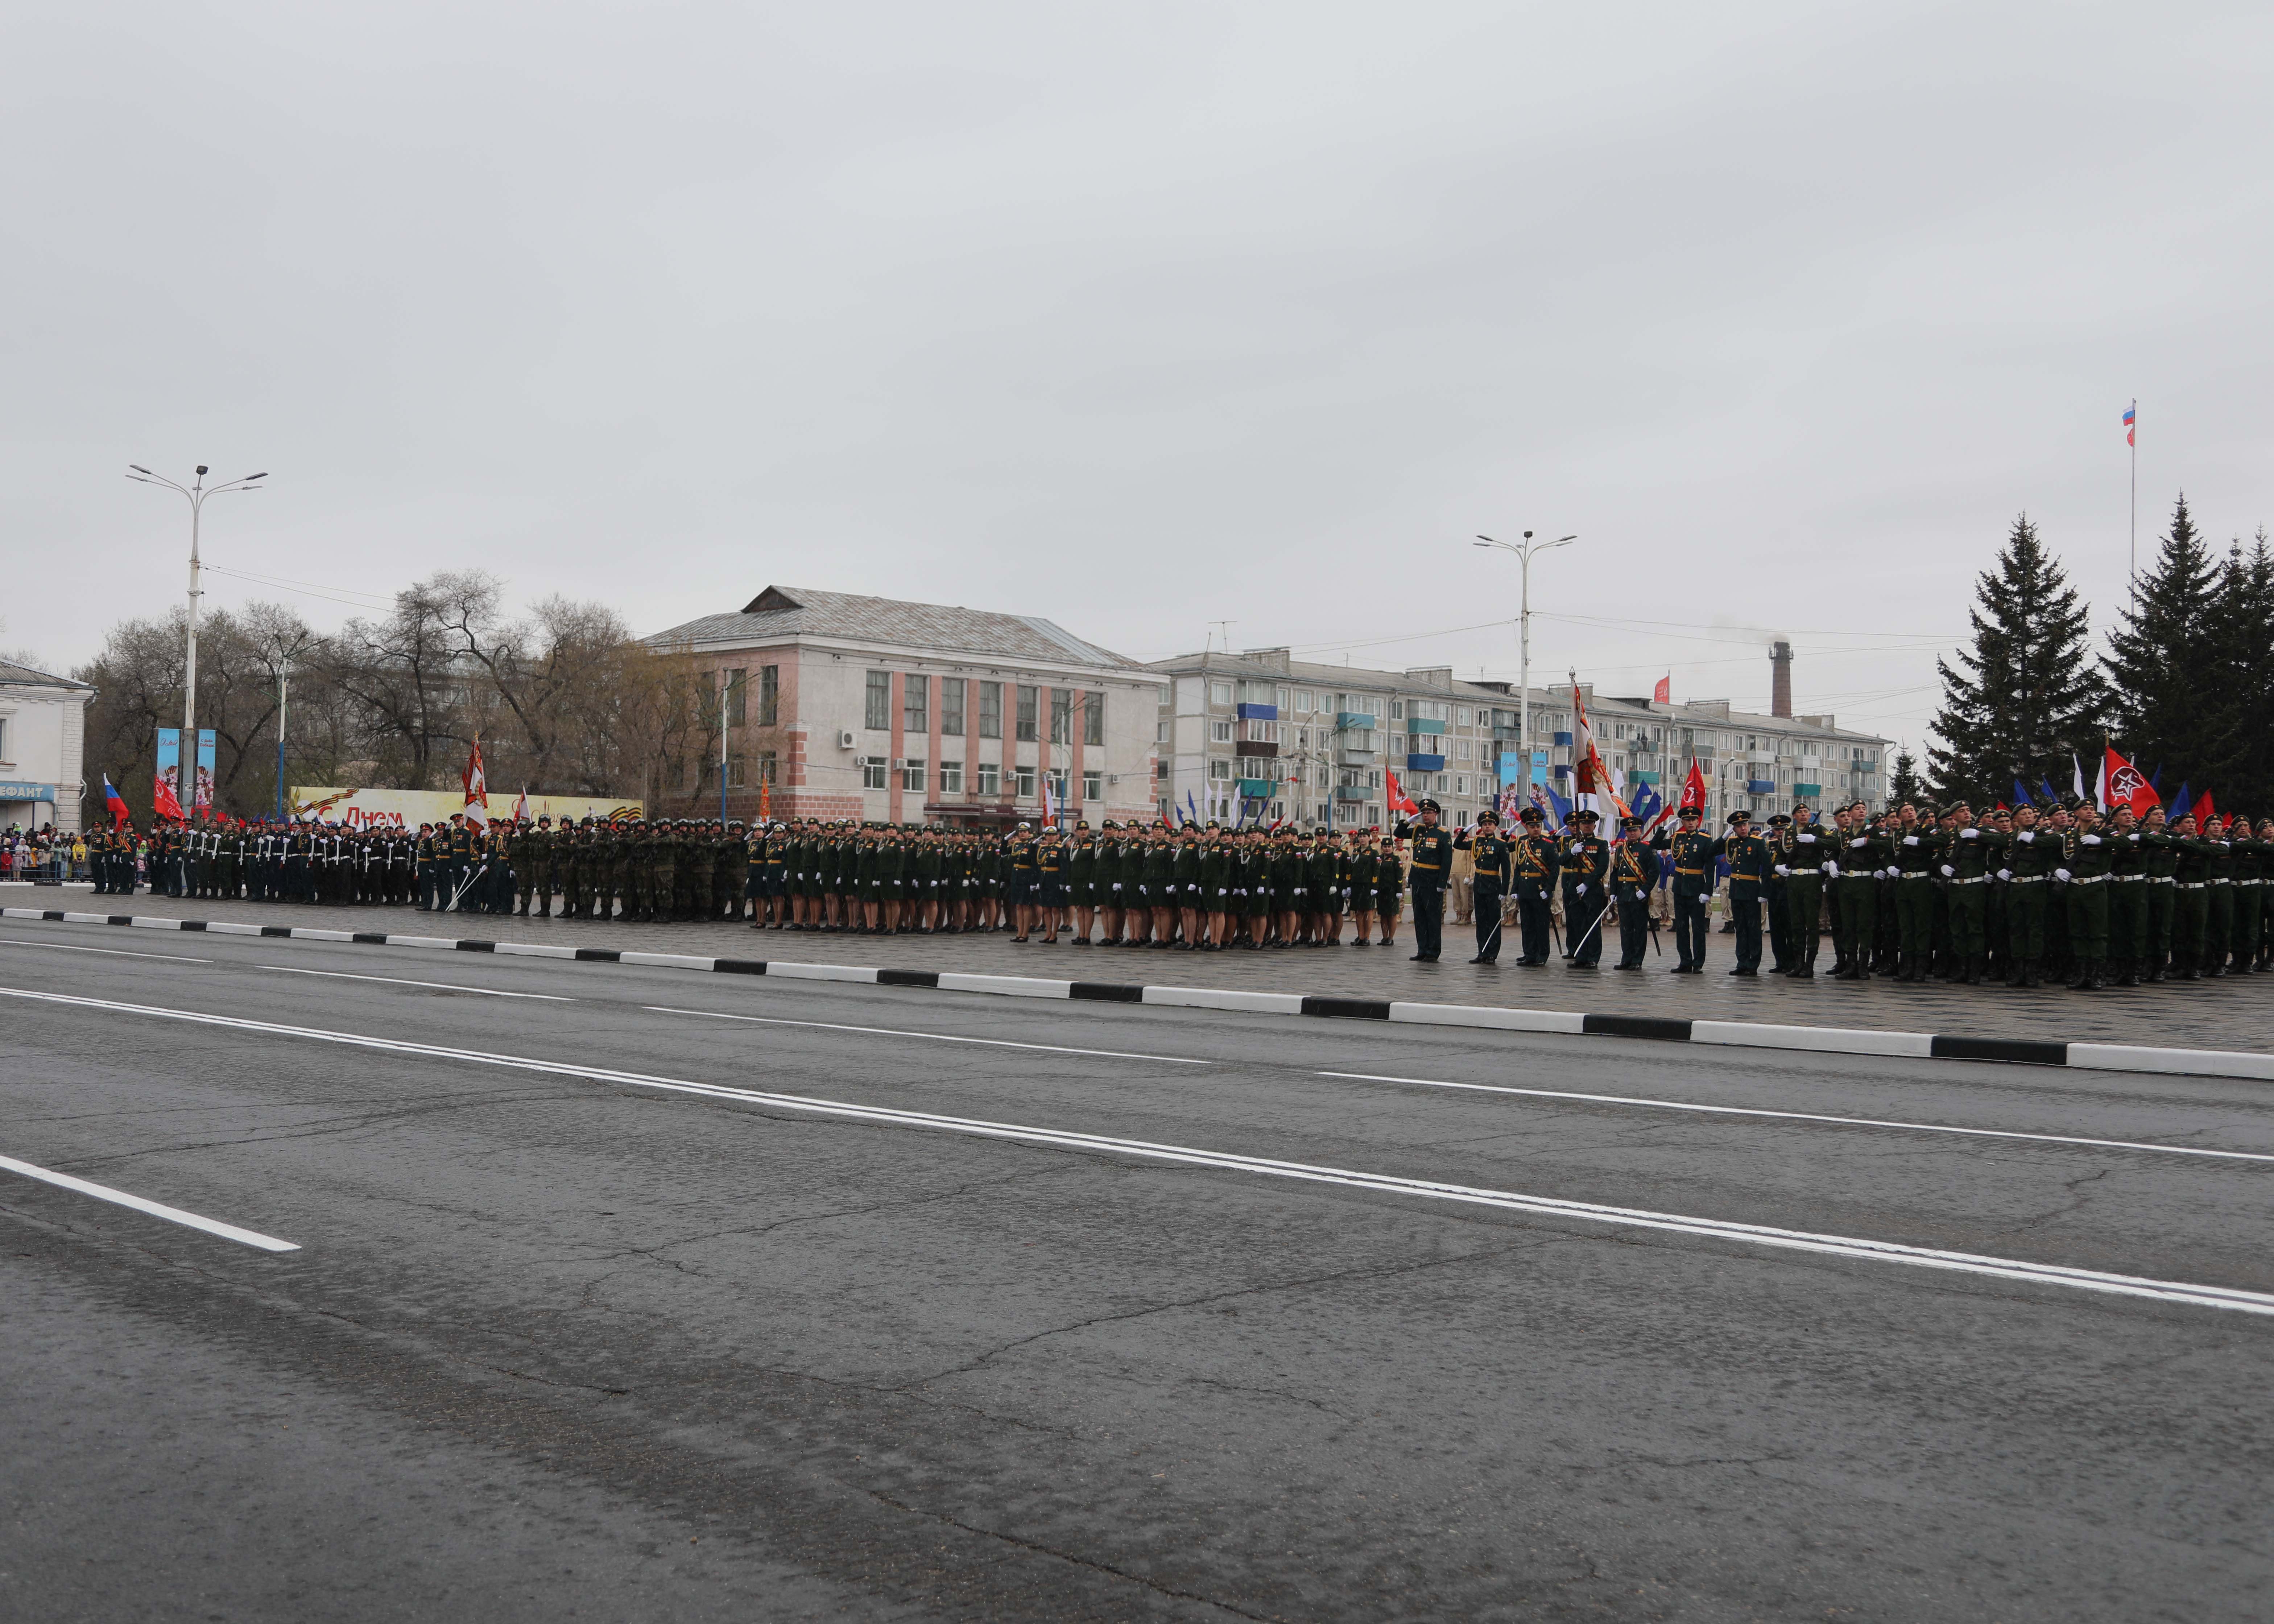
[1633,888,1645,900]
[1797,833,1816,844]
[1774,863,1790,876]
[2017,830,2034,844]
[1575,883,1588,895]
[1875,868,1890,879]
[1112,882,1122,891]
[1849,838,1868,849]
[1998,868,2012,881]
[1826,861,1841,878]
[2081,834,2102,846]
[1939,863,1955,877]
[1903,835,1920,846]
[2055,867,2072,881]
[2128,833,2141,842]
[1959,828,1979,840]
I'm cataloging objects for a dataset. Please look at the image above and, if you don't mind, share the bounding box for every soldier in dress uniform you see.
[1609,815,1660,970]
[1651,804,1716,974]
[1509,806,1561,966]
[1560,808,1611,969]
[1454,810,1512,964]
[1394,799,1454,962]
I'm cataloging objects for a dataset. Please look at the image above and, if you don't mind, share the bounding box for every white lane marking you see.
[644,1005,1212,1064]
[259,965,571,1001]
[1319,1071,2274,1167]
[5,987,2268,1318]
[0,937,213,964]
[0,1151,299,1252]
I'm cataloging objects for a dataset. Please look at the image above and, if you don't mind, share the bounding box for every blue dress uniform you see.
[1396,804,1455,962]
[1510,812,1562,965]
[1651,811,1717,972]
[1610,820,1661,969]
[1560,812,1611,967]
[1711,814,1773,974]
[1454,815,1514,963]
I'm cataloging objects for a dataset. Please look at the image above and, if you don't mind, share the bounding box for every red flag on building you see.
[1652,675,1671,704]
[462,736,489,830]
[2102,745,2158,815]
[1386,767,1419,816]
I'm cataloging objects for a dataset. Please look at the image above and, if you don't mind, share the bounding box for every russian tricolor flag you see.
[2123,403,2136,447]
[101,774,131,828]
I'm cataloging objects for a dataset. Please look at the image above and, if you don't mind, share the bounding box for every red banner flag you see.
[152,770,184,822]
[1679,760,1709,812]
[2194,790,2217,830]
[1652,675,1671,704]
[462,736,489,829]
[2103,746,2158,815]
[1386,768,1419,816]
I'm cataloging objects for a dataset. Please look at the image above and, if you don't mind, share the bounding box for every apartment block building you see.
[645,586,1161,826]
[2,658,94,834]
[1149,646,1888,829]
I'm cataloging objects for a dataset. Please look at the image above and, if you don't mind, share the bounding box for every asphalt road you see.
[3,919,2271,1621]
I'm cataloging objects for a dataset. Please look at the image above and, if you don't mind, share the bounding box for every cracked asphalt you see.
[3,919,2273,1621]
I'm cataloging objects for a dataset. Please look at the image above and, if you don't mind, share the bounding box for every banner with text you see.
[290,787,642,828]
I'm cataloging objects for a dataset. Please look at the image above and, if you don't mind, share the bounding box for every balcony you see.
[1746,779,1776,794]
[1233,740,1279,759]
[1335,712,1377,731]
[1235,778,1278,799]
[1333,785,1369,802]
[1235,703,1278,721]
[1794,781,1823,797]
[1405,718,1447,736]
[1405,753,1446,772]
[1552,731,1574,747]
[1336,742,1377,765]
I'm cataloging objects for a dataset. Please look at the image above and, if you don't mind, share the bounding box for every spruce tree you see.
[1927,513,2108,804]
[2104,494,2229,792]
[1889,749,1922,807]
[2208,527,2274,809]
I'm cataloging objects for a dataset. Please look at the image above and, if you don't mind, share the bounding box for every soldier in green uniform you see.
[1651,804,1715,974]
[1773,803,1832,979]
[1762,813,1794,972]
[1510,806,1562,966]
[1608,815,1659,970]
[2058,803,2115,989]
[1396,799,1455,963]
[1934,802,1993,983]
[1995,802,2056,987]
[2105,805,2149,985]
[1454,811,1513,964]
[1559,808,1610,969]
[1372,834,1404,949]
[1831,801,1891,980]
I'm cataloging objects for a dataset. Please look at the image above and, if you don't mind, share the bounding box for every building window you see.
[726,753,747,788]
[977,762,1000,796]
[1210,681,1232,705]
[1208,758,1232,781]
[1014,764,1036,800]
[757,665,779,726]
[725,668,747,727]
[1083,770,1102,802]
[1389,700,1403,720]
[1016,684,1038,742]
[941,679,965,737]
[902,758,926,792]
[904,674,928,736]
[864,671,891,731]
[1083,691,1104,746]
[1456,775,1470,796]
[979,681,1002,739]
[1156,717,1170,743]
[1297,690,1314,711]
[861,757,887,791]
[940,761,964,794]
[1046,770,1069,805]
[755,750,778,785]
[1211,720,1232,743]
[1049,688,1072,745]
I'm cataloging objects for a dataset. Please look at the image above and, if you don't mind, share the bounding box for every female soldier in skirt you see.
[1374,836,1405,948]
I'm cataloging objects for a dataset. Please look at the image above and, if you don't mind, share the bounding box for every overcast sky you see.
[8,3,2270,752]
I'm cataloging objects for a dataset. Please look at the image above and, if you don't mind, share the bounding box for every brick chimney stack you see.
[1770,641,1793,718]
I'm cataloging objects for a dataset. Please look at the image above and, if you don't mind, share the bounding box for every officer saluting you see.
[1509,805,1561,966]
[1454,810,1513,964]
[1395,798,1455,962]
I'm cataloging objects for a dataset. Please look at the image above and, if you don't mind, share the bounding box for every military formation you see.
[78,795,2274,987]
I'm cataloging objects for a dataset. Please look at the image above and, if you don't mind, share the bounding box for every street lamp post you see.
[126,464,268,740]
[1474,531,1577,811]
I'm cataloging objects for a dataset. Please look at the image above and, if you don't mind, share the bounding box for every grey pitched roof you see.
[0,658,92,691]
[647,586,1144,672]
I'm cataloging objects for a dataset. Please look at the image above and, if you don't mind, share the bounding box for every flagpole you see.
[2129,398,2137,616]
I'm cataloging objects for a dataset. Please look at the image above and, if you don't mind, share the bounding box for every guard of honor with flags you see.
[67,707,2274,988]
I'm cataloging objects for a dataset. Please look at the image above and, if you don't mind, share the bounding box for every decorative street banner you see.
[194,729,216,814]
[290,786,642,828]
[154,729,184,821]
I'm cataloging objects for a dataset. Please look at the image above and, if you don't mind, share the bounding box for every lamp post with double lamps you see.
[1473,530,1577,810]
[126,463,268,740]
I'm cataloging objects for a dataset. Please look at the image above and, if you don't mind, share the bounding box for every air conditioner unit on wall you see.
[837,730,856,749]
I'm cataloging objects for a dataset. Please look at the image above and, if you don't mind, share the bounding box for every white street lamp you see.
[1474,531,1577,809]
[126,464,268,739]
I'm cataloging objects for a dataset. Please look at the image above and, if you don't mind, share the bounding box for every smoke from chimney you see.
[1769,640,1793,718]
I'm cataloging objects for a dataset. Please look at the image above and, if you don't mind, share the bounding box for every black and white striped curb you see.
[7,905,2269,1083]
